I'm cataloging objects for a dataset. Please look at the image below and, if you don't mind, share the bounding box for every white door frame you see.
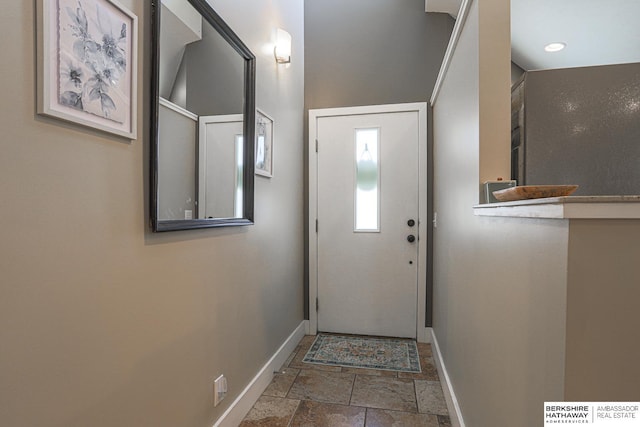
[308,103,429,342]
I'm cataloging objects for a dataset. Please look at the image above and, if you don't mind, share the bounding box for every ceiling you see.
[512,0,640,71]
[427,0,640,71]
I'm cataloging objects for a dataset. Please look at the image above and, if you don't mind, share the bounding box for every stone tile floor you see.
[240,335,451,427]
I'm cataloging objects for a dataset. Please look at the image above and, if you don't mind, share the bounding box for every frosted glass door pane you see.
[235,135,244,217]
[355,128,379,232]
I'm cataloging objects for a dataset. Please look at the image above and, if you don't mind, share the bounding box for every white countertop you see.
[473,196,640,219]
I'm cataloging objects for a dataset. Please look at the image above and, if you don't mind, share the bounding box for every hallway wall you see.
[431,0,567,425]
[304,0,455,320]
[0,1,304,426]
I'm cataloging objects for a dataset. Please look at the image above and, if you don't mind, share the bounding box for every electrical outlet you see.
[213,375,227,407]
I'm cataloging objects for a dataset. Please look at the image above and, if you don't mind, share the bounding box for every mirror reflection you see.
[152,0,255,230]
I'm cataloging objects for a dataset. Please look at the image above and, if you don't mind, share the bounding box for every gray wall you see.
[184,18,244,116]
[511,61,525,85]
[0,0,304,426]
[305,0,455,109]
[160,4,244,116]
[304,0,455,319]
[523,62,640,195]
[565,220,640,400]
[433,1,567,425]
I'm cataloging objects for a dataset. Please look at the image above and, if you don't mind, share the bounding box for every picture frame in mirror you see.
[255,109,274,178]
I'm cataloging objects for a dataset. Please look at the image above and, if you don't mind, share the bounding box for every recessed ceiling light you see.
[544,42,566,52]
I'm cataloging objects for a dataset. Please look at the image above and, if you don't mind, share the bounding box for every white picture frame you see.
[255,109,274,178]
[37,0,138,139]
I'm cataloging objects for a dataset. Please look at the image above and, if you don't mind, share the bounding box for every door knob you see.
[407,219,416,227]
[407,234,416,243]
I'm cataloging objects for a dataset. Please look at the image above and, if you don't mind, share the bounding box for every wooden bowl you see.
[492,185,579,202]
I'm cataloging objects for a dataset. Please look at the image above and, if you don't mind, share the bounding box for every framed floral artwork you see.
[37,0,138,139]
[255,109,274,177]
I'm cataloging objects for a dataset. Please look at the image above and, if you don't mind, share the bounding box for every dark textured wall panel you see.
[524,63,640,195]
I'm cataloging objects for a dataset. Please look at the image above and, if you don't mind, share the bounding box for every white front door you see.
[310,104,426,339]
[197,115,244,219]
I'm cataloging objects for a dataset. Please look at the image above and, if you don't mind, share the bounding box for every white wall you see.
[432,0,568,425]
[0,1,304,426]
[158,103,197,220]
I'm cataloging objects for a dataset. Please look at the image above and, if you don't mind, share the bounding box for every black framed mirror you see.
[150,0,256,232]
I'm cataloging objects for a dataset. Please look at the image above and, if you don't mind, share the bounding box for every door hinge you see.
[315,139,318,153]
[315,219,318,233]
[316,298,319,312]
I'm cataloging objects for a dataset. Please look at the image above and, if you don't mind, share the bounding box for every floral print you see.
[58,0,128,122]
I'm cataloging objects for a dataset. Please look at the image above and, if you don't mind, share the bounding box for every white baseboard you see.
[304,319,310,335]
[213,320,307,427]
[430,329,466,427]
[418,327,432,343]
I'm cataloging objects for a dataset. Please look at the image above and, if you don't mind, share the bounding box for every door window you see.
[354,128,380,232]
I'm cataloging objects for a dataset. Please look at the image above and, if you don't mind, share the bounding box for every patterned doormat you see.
[302,334,421,373]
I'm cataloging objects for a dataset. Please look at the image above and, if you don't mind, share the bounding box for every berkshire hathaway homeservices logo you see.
[545,402,640,426]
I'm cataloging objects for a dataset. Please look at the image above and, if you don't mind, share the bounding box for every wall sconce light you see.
[274,28,292,64]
